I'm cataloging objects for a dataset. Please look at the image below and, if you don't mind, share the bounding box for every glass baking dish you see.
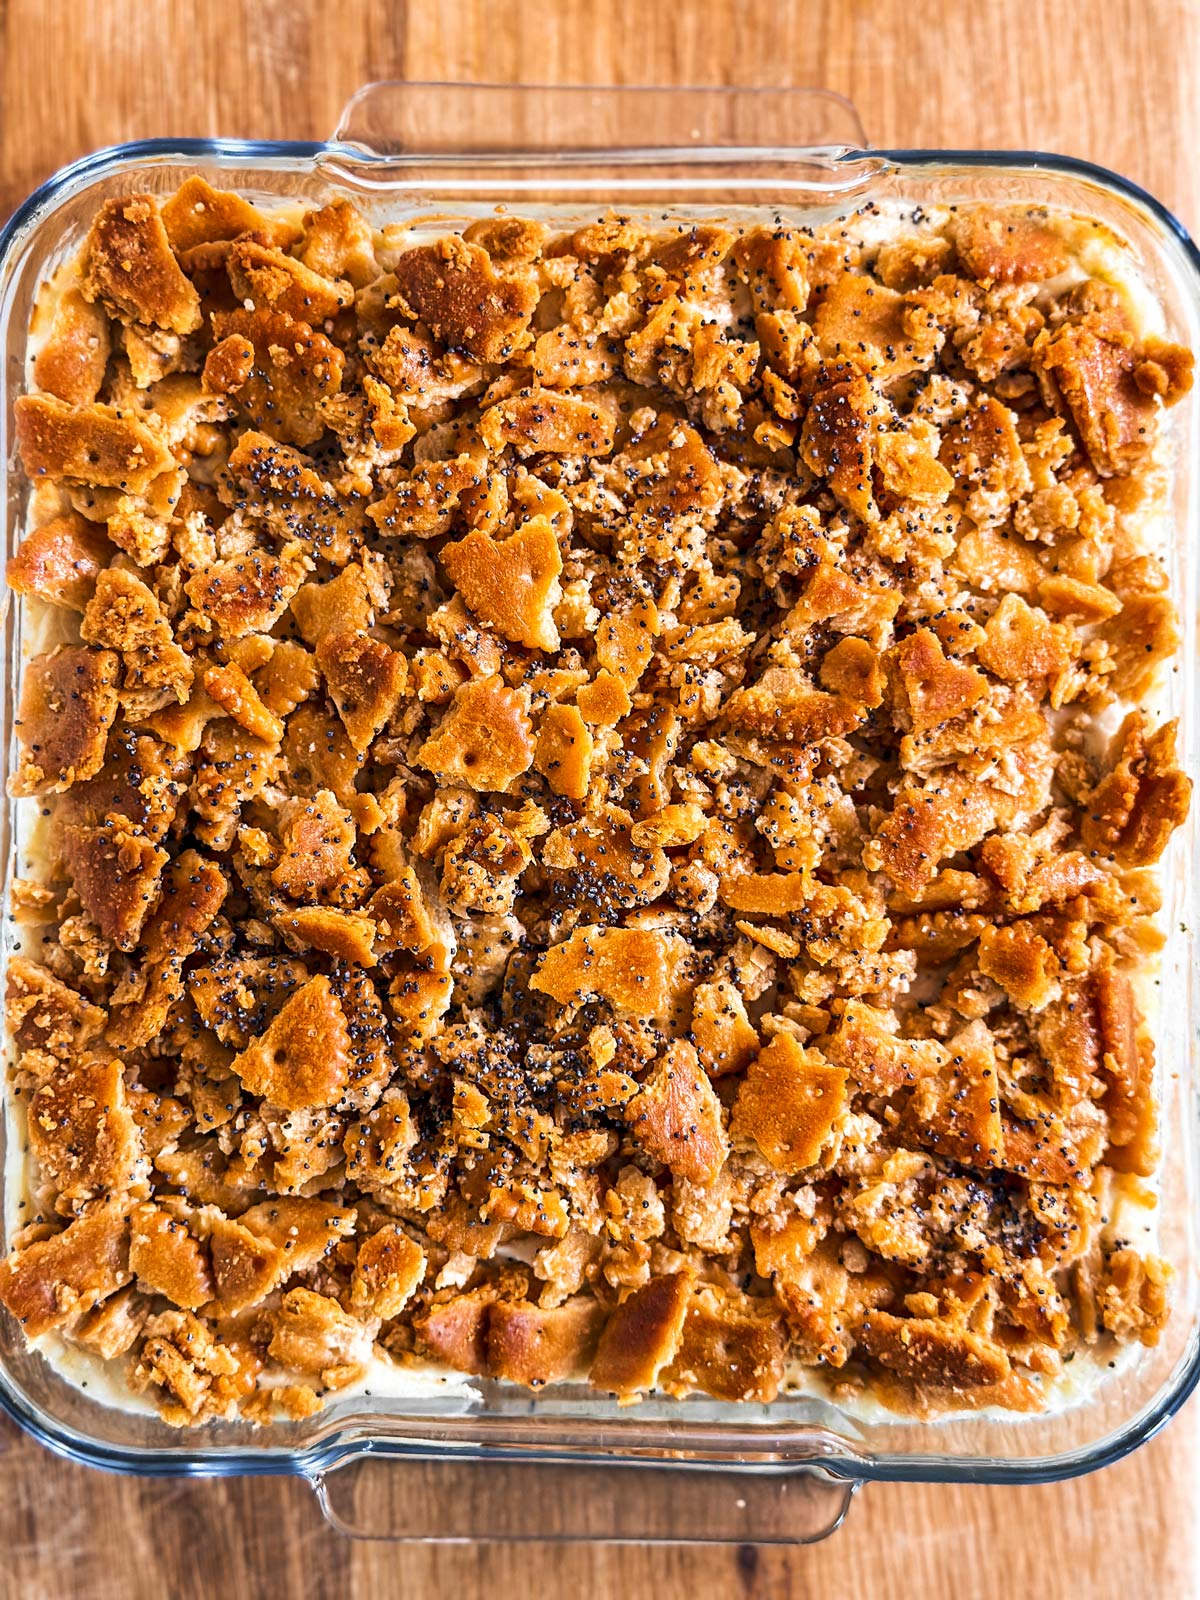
[0,82,1197,1543]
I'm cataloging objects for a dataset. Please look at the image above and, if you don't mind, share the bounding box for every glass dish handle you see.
[305,80,874,1545]
[326,80,875,168]
[310,1455,859,1544]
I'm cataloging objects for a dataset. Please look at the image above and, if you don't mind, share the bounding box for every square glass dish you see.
[0,82,1197,1543]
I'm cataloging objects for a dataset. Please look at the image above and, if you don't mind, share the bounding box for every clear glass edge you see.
[0,131,1196,1491]
[332,79,871,153]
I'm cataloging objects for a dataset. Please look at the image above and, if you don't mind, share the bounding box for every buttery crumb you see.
[0,186,1192,1425]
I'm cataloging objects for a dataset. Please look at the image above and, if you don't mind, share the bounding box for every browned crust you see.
[0,186,1189,1426]
[13,645,120,796]
[389,237,539,362]
[589,1272,695,1396]
[14,395,173,491]
[80,194,202,334]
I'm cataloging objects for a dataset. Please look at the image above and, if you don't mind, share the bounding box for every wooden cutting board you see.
[0,2,1194,1594]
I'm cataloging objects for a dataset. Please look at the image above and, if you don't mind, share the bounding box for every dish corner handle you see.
[326,80,872,163]
[308,1455,861,1545]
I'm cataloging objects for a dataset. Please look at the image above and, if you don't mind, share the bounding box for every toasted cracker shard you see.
[6,955,105,1059]
[29,1055,142,1204]
[15,395,173,491]
[129,1203,214,1311]
[534,702,594,800]
[34,287,112,405]
[1096,1248,1171,1347]
[316,631,407,754]
[80,194,201,334]
[662,1284,787,1403]
[13,644,120,797]
[187,549,307,638]
[211,307,344,446]
[822,1001,947,1096]
[480,388,615,457]
[276,906,377,966]
[858,1308,1012,1389]
[271,789,361,902]
[589,1271,694,1396]
[230,975,353,1111]
[82,568,193,717]
[732,1032,848,1174]
[1034,305,1185,477]
[226,236,354,324]
[487,1296,607,1386]
[0,1205,131,1337]
[1081,712,1191,868]
[7,512,113,611]
[440,517,563,651]
[531,925,694,1022]
[413,1287,497,1375]
[626,1041,729,1184]
[161,176,282,251]
[389,237,539,362]
[689,977,759,1079]
[203,662,285,745]
[268,1287,372,1389]
[954,206,1070,284]
[416,675,534,792]
[906,1021,1005,1167]
[349,1224,425,1320]
[106,848,227,1048]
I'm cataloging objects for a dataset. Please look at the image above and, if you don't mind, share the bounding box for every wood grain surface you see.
[0,2,1196,1596]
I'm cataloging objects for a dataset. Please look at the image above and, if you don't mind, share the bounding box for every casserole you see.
[0,81,1196,1543]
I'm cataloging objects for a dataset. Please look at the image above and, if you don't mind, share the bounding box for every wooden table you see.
[0,2,1195,1594]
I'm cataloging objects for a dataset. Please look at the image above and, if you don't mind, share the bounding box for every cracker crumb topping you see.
[1,191,1192,1424]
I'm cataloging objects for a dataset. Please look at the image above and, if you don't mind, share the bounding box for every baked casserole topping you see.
[0,183,1193,1423]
